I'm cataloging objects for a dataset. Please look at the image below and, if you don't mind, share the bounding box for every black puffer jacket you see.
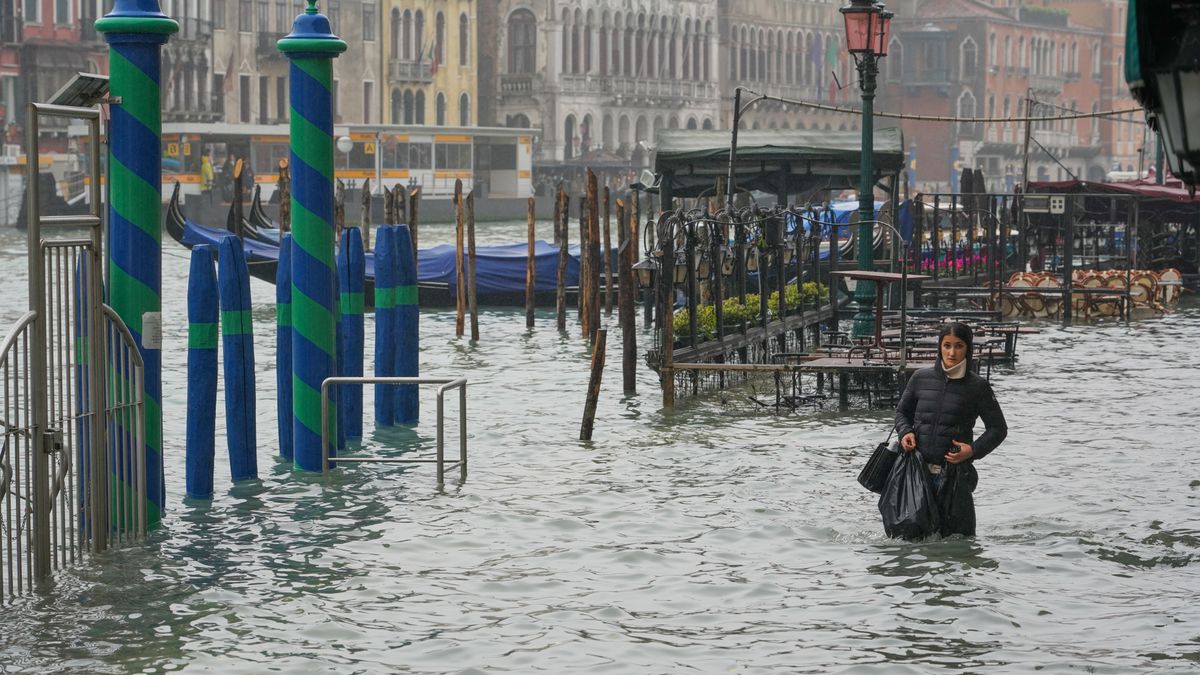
[895,359,1007,465]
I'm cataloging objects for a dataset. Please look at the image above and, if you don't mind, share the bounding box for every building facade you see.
[381,0,478,128]
[212,0,380,128]
[879,0,1140,193]
[716,0,860,135]
[493,0,722,167]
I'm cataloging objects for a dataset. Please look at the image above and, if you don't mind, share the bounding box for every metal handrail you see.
[320,376,468,484]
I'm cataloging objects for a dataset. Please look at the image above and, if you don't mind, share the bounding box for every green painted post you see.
[278,2,346,472]
[96,1,178,526]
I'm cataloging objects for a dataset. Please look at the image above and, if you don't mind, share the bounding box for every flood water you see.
[1,220,1199,673]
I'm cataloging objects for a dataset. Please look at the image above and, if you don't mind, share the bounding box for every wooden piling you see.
[360,178,372,252]
[383,182,395,225]
[526,197,536,329]
[557,188,569,332]
[334,178,346,242]
[578,193,588,327]
[586,169,601,340]
[467,191,480,342]
[408,186,421,267]
[603,186,613,316]
[454,179,465,337]
[579,328,608,441]
[277,158,291,235]
[617,199,637,395]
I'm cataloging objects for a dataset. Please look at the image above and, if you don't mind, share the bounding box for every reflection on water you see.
[0,225,1198,672]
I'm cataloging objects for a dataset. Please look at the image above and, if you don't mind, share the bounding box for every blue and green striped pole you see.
[96,1,177,525]
[338,227,365,440]
[278,2,346,472]
[373,226,397,426]
[185,245,218,499]
[277,234,294,459]
[218,235,257,481]
[394,224,419,425]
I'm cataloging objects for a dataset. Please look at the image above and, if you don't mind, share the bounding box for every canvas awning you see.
[653,127,905,199]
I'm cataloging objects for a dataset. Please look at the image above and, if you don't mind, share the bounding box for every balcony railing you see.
[1029,73,1065,94]
[389,59,433,83]
[257,32,286,61]
[500,74,535,94]
[178,17,213,41]
[0,16,21,44]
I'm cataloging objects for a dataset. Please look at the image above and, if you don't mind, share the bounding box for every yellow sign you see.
[364,142,376,155]
[183,143,192,156]
[166,143,180,157]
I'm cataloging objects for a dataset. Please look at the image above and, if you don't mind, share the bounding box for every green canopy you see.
[653,127,905,199]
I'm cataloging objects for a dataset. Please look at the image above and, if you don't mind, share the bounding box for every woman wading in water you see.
[894,322,1007,534]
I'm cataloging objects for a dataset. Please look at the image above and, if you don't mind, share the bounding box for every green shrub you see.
[672,283,827,342]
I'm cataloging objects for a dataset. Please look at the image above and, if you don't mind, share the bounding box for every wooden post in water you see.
[334,178,346,242]
[586,169,601,341]
[526,197,536,328]
[578,193,588,327]
[466,191,480,341]
[360,178,372,252]
[617,199,637,395]
[454,180,465,337]
[277,159,291,235]
[602,184,613,316]
[660,216,675,407]
[383,183,395,225]
[579,328,607,441]
[552,183,563,247]
[557,188,569,331]
[408,186,421,270]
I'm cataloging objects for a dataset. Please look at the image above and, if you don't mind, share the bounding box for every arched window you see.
[414,11,425,61]
[390,8,400,60]
[702,118,713,130]
[436,92,446,126]
[960,37,977,80]
[1018,36,1025,70]
[391,88,401,123]
[686,117,697,130]
[506,113,530,129]
[507,9,536,74]
[1004,35,1011,69]
[564,114,577,160]
[957,90,977,136]
[887,39,903,81]
[402,90,414,124]
[459,93,470,127]
[415,90,425,124]
[459,14,469,66]
[401,10,412,60]
[435,12,445,66]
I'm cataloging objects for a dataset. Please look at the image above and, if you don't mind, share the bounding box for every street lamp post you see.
[841,0,892,338]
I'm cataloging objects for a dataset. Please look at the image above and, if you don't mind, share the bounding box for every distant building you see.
[879,0,1140,193]
[380,0,478,128]
[211,0,380,128]
[492,0,722,169]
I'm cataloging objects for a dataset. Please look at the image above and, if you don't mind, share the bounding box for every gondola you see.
[164,181,582,307]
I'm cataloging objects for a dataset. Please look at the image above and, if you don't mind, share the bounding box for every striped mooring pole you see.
[96,1,177,524]
[278,2,346,472]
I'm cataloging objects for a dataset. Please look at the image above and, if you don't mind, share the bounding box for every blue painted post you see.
[218,235,257,481]
[338,227,365,440]
[276,234,294,459]
[96,0,178,526]
[373,226,397,426]
[185,245,218,499]
[278,1,346,472]
[394,224,419,425]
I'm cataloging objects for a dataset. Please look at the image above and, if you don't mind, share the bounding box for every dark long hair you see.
[938,322,974,370]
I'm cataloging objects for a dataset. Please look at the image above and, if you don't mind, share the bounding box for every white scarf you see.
[944,358,967,379]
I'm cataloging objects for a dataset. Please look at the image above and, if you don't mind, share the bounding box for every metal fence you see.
[0,101,146,600]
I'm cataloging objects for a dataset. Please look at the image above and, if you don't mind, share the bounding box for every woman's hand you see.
[945,440,974,464]
[900,432,917,453]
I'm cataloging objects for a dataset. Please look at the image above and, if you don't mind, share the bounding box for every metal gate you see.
[0,102,146,600]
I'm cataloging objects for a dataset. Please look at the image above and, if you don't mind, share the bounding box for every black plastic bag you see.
[878,452,943,540]
[937,462,977,537]
[857,440,900,494]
